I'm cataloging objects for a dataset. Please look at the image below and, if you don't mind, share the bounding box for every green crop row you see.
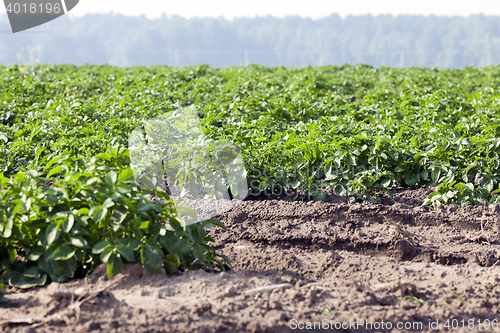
[0,146,229,291]
[2,64,500,204]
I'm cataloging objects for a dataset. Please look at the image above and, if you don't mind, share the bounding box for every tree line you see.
[1,13,499,68]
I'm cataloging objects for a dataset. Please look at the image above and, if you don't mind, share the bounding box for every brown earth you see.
[2,188,500,333]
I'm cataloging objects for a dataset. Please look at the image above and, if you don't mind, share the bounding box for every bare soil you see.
[2,188,500,333]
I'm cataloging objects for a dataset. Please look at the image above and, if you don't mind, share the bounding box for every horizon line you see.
[1,11,499,21]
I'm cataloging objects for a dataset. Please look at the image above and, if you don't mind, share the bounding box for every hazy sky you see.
[2,0,499,19]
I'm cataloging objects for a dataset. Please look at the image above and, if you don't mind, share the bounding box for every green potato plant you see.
[0,145,229,288]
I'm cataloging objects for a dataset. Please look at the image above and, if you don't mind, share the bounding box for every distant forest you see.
[1,13,499,68]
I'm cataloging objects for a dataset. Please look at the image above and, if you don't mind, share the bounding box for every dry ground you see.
[2,188,500,332]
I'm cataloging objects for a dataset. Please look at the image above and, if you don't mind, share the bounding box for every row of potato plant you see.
[1,63,500,292]
[0,146,229,290]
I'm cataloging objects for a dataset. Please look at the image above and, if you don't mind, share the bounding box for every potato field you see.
[1,64,500,332]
